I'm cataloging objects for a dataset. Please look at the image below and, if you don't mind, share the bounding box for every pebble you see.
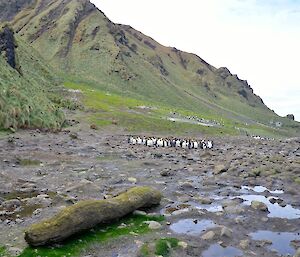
[220,226,232,238]
[144,221,162,230]
[195,196,213,204]
[8,247,22,256]
[178,241,188,248]
[128,177,137,183]
[239,239,249,249]
[201,231,215,240]
[133,210,147,216]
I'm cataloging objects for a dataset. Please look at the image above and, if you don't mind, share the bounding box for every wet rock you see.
[133,210,147,216]
[171,208,190,216]
[23,194,52,207]
[144,221,162,230]
[1,199,21,209]
[180,181,195,190]
[239,239,249,249]
[64,179,94,193]
[224,205,244,214]
[25,186,162,246]
[128,177,137,183]
[90,124,98,130]
[220,226,233,238]
[195,196,213,204]
[69,133,79,139]
[15,218,23,224]
[160,170,172,177]
[201,231,215,240]
[251,200,268,212]
[294,248,300,257]
[178,241,188,248]
[153,153,163,158]
[214,163,230,174]
[7,247,22,256]
[177,195,191,203]
[126,150,137,158]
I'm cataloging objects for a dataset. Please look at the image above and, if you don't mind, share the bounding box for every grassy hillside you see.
[64,81,299,138]
[1,0,299,136]
[0,26,65,130]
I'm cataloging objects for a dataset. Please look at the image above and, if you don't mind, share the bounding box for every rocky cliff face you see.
[0,26,17,69]
[0,0,35,21]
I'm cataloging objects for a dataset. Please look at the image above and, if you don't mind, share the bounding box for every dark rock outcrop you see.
[0,26,17,69]
[24,186,162,246]
[286,114,295,120]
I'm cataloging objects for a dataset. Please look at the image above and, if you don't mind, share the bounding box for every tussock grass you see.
[0,34,66,130]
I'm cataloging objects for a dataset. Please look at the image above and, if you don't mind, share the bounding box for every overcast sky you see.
[91,0,300,121]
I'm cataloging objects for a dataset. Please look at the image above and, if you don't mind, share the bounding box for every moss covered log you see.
[24,186,162,246]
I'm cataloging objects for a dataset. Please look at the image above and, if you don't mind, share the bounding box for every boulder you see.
[144,221,162,230]
[251,200,268,212]
[25,186,162,246]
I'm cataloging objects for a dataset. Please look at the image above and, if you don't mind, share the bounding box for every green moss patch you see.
[0,246,8,257]
[139,238,179,257]
[155,238,179,257]
[294,177,300,185]
[19,214,164,257]
[17,158,41,166]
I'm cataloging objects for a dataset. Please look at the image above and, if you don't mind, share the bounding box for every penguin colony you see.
[128,136,213,149]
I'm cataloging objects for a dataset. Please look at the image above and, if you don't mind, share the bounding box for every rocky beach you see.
[0,122,299,256]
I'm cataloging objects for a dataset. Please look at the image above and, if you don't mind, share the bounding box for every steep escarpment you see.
[0,25,65,130]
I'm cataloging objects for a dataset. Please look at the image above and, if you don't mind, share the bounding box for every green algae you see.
[139,238,179,257]
[155,238,179,257]
[0,247,6,256]
[19,214,164,257]
[17,158,41,166]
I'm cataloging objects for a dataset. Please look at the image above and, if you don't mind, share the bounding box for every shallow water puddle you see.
[188,200,223,213]
[241,185,284,194]
[162,200,223,215]
[238,195,300,219]
[249,230,300,256]
[202,244,243,257]
[196,204,223,213]
[170,219,216,236]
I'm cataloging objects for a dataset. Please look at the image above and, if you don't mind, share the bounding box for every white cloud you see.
[91,0,300,121]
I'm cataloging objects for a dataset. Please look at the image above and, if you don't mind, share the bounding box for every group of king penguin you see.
[128,136,213,149]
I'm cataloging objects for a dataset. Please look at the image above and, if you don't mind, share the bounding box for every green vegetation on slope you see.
[0,27,65,130]
[5,0,299,137]
[65,81,296,138]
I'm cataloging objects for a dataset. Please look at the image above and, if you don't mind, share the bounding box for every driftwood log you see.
[25,186,162,246]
